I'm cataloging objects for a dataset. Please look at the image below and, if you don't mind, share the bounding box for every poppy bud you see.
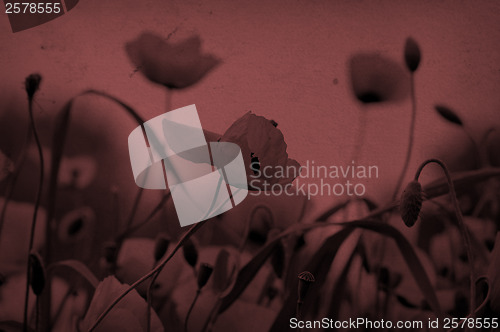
[434,105,463,126]
[153,235,170,262]
[267,286,279,302]
[103,241,118,264]
[271,240,285,279]
[25,73,42,100]
[29,252,46,296]
[182,238,198,268]
[197,263,213,289]
[404,37,421,72]
[400,180,423,227]
[297,271,315,302]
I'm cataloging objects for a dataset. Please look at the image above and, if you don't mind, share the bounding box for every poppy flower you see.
[349,53,410,104]
[80,276,164,332]
[58,155,97,189]
[0,198,46,274]
[0,273,87,330]
[217,112,300,190]
[125,32,221,89]
[115,238,184,298]
[27,147,96,190]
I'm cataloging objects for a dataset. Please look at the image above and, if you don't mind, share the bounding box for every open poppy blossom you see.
[80,276,164,332]
[217,112,300,190]
[349,53,410,104]
[125,32,221,89]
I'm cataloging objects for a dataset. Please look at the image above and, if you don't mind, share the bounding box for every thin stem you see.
[125,188,143,230]
[88,219,208,332]
[392,73,417,201]
[463,130,481,168]
[296,300,303,320]
[184,289,201,332]
[116,191,171,241]
[23,98,44,332]
[146,260,161,332]
[0,126,31,245]
[146,277,154,332]
[35,296,40,332]
[414,158,476,313]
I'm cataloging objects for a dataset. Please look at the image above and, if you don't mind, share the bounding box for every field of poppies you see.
[0,31,499,332]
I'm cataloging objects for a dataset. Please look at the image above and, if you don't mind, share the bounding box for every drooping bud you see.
[400,180,423,227]
[297,271,315,302]
[434,105,463,126]
[404,38,421,72]
[24,73,42,100]
[153,235,170,262]
[271,240,285,279]
[197,263,213,289]
[29,252,46,296]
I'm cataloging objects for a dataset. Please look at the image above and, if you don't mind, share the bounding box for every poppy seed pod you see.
[297,271,315,302]
[197,263,213,289]
[29,252,46,296]
[25,73,42,99]
[153,235,170,262]
[400,180,423,227]
[404,37,421,72]
[182,238,198,268]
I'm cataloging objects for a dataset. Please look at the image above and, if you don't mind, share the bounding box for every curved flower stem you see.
[23,98,45,332]
[184,289,201,332]
[414,158,476,313]
[88,219,208,332]
[392,73,417,201]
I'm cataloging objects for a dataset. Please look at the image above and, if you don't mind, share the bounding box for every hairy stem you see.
[88,219,208,332]
[414,158,476,313]
[184,290,201,332]
[23,98,44,332]
[392,73,417,201]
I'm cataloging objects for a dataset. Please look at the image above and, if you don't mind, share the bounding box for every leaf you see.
[270,240,285,278]
[218,238,282,313]
[424,167,500,198]
[339,220,443,317]
[435,105,463,126]
[326,247,357,318]
[315,200,350,222]
[270,228,354,331]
